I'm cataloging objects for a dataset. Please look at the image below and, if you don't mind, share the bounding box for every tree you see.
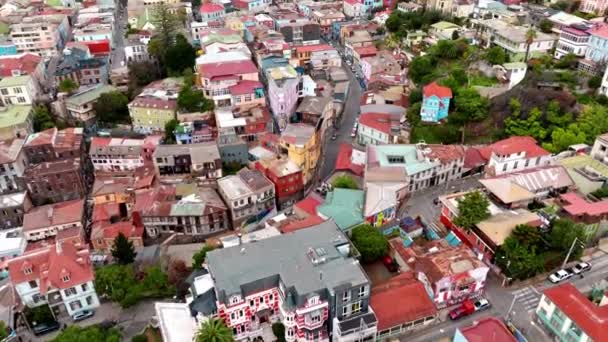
[524,29,537,62]
[0,321,8,341]
[588,75,602,90]
[128,60,162,94]
[191,0,201,7]
[192,245,215,269]
[434,40,459,59]
[409,56,436,85]
[152,3,179,54]
[453,191,490,230]
[195,318,234,342]
[504,107,547,141]
[52,326,121,342]
[332,175,358,189]
[33,105,56,132]
[495,237,545,280]
[451,30,460,40]
[111,232,136,265]
[164,118,179,144]
[272,323,286,342]
[95,264,174,307]
[543,127,586,153]
[511,224,542,248]
[58,78,78,93]
[549,219,586,259]
[483,46,507,65]
[94,91,130,124]
[539,19,554,33]
[177,85,214,113]
[164,34,196,75]
[555,53,578,69]
[451,88,490,123]
[350,224,388,263]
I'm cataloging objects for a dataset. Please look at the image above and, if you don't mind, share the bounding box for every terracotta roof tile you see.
[423,82,452,98]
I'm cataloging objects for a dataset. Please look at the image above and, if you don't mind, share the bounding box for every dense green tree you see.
[591,187,608,199]
[433,40,459,59]
[58,78,78,93]
[164,34,197,75]
[545,100,573,128]
[195,318,234,342]
[52,326,121,342]
[33,105,56,132]
[0,321,8,340]
[177,85,214,113]
[588,75,602,90]
[543,127,586,153]
[332,175,358,189]
[190,0,201,7]
[272,323,286,342]
[483,46,507,65]
[409,88,422,104]
[94,91,130,124]
[409,56,436,85]
[451,30,460,40]
[451,87,490,123]
[504,107,547,141]
[511,224,542,248]
[164,118,179,144]
[539,19,554,33]
[95,264,174,307]
[549,219,587,259]
[555,53,578,69]
[351,224,389,263]
[192,245,215,269]
[111,232,136,265]
[128,60,162,94]
[152,3,179,54]
[453,191,490,230]
[495,237,545,280]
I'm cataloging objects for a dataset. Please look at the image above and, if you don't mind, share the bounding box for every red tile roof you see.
[334,143,364,176]
[296,44,334,54]
[281,215,325,233]
[560,192,608,217]
[464,146,487,169]
[354,46,378,57]
[294,195,322,216]
[488,136,550,158]
[544,283,608,341]
[344,0,361,5]
[588,23,608,39]
[229,80,263,95]
[423,81,452,98]
[199,60,258,80]
[92,221,144,241]
[200,2,224,13]
[370,272,437,331]
[459,317,517,342]
[0,53,42,78]
[81,40,111,56]
[359,112,393,134]
[92,202,121,223]
[23,199,84,232]
[8,242,93,293]
[129,97,178,110]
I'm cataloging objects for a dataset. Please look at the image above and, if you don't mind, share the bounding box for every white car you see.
[548,269,573,283]
[473,298,490,312]
[571,262,592,274]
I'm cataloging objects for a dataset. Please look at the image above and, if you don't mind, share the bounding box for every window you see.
[24,267,32,275]
[230,312,236,320]
[32,294,42,304]
[358,286,366,298]
[62,275,70,282]
[86,296,93,305]
[269,294,273,301]
[64,287,77,296]
[29,280,37,289]
[342,306,348,316]
[351,301,361,314]
[69,300,82,311]
[81,283,89,292]
[513,161,518,169]
[502,163,507,172]
[250,300,255,307]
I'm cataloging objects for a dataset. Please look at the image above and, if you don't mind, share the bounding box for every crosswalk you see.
[512,286,541,313]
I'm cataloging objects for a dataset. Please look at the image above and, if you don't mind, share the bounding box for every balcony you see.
[333,311,378,342]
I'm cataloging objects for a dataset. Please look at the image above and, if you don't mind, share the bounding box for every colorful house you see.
[420,82,452,122]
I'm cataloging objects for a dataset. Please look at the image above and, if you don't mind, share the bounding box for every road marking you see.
[530,286,541,295]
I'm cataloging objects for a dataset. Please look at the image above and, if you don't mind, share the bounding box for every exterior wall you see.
[0,79,37,105]
[24,221,83,241]
[26,168,86,206]
[555,32,589,59]
[0,44,18,56]
[281,134,320,187]
[357,124,389,146]
[492,35,555,62]
[201,9,225,22]
[431,268,488,307]
[536,295,592,342]
[585,34,608,62]
[343,2,364,18]
[268,78,299,130]
[143,211,230,238]
[409,157,464,192]
[440,207,496,263]
[486,152,553,176]
[0,151,27,194]
[591,136,608,162]
[580,0,608,14]
[125,44,150,64]
[90,154,144,172]
[310,50,341,70]
[60,280,100,317]
[420,95,450,122]
[219,142,249,165]
[599,65,608,96]
[0,196,31,230]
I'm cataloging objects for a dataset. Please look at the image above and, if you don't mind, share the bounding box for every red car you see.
[449,300,475,320]
[382,255,399,272]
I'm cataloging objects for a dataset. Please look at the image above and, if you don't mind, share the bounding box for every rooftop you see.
[543,283,608,341]
[0,105,31,128]
[0,75,31,88]
[207,221,368,304]
[296,96,332,115]
[0,53,42,78]
[281,124,316,146]
[155,302,198,342]
[257,157,301,177]
[23,199,84,232]
[423,82,452,98]
[66,85,117,107]
[0,138,25,164]
[486,136,550,159]
[364,182,406,217]
[458,317,517,342]
[359,112,395,134]
[317,188,365,231]
[476,209,541,246]
[370,272,437,331]
[560,192,608,217]
[366,144,437,177]
[0,191,27,209]
[334,143,365,176]
[153,142,220,165]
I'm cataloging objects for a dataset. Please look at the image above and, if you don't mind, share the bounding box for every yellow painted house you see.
[128,78,183,134]
[225,17,245,36]
[279,123,320,186]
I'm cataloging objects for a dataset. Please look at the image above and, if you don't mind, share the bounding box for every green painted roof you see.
[65,85,117,107]
[317,188,364,231]
[0,75,31,88]
[0,105,32,128]
[372,145,438,176]
[46,0,63,7]
[559,154,608,177]
[0,23,9,35]
[431,21,460,30]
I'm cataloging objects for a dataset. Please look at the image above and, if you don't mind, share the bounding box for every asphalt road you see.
[319,60,362,181]
[111,0,127,70]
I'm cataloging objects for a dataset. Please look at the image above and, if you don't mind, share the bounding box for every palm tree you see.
[195,318,234,342]
[524,28,537,62]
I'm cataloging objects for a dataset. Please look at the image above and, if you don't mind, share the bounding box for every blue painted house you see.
[0,40,17,56]
[420,82,452,123]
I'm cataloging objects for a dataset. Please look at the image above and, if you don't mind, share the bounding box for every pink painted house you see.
[197,59,259,108]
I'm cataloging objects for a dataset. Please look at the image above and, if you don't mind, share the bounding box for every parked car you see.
[382,255,399,272]
[473,298,491,312]
[350,128,357,138]
[449,300,475,320]
[571,262,592,274]
[32,321,60,336]
[548,269,573,283]
[72,310,95,321]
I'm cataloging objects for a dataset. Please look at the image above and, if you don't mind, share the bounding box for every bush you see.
[272,323,286,342]
[332,175,358,189]
[132,335,148,342]
[351,224,389,263]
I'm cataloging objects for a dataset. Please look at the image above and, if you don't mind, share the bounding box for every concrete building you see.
[277,21,321,46]
[482,136,553,176]
[580,0,608,15]
[0,105,33,140]
[0,75,38,106]
[217,127,249,165]
[0,192,31,230]
[255,158,304,209]
[217,168,275,227]
[129,78,183,134]
[89,137,148,173]
[590,133,608,163]
[266,66,300,130]
[454,317,516,342]
[124,36,151,64]
[477,19,555,61]
[279,124,321,187]
[7,241,100,319]
[199,2,225,22]
[22,199,84,241]
[554,25,590,59]
[0,138,26,194]
[206,221,378,342]
[153,142,222,181]
[9,14,70,57]
[197,57,259,108]
[585,24,608,64]
[357,112,400,146]
[65,85,117,125]
[0,53,46,90]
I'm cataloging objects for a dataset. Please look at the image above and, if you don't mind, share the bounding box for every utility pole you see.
[562,237,582,269]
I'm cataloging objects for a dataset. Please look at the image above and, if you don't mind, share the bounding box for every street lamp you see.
[561,236,586,269]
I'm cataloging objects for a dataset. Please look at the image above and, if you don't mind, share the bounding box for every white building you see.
[0,139,26,194]
[484,136,553,176]
[599,65,608,97]
[89,137,146,173]
[590,132,608,163]
[343,0,364,18]
[124,37,151,64]
[8,242,100,318]
[554,26,590,59]
[0,75,39,106]
[155,302,200,342]
[0,228,27,269]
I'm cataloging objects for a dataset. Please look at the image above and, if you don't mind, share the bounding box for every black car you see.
[32,321,60,336]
